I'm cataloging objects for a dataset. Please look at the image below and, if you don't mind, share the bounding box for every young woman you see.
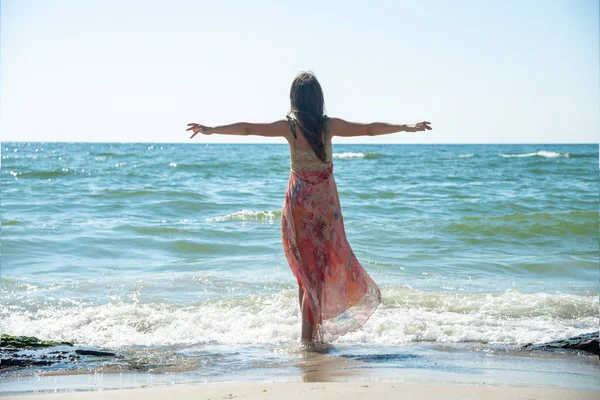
[187,72,432,346]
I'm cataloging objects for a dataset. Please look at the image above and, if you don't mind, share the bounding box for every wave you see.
[444,211,597,238]
[332,152,383,159]
[4,169,72,179]
[457,154,474,158]
[170,240,225,254]
[569,152,598,159]
[159,161,249,172]
[207,210,281,222]
[1,219,22,226]
[0,288,596,348]
[499,151,569,158]
[90,188,159,199]
[118,224,197,236]
[90,188,206,201]
[451,210,596,223]
[0,219,22,226]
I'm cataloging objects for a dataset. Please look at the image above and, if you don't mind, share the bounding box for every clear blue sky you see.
[1,0,598,144]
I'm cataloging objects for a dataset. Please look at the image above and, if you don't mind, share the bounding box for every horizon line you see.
[2,141,598,146]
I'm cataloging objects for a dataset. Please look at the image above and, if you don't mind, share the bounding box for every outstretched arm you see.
[329,118,431,137]
[187,120,288,139]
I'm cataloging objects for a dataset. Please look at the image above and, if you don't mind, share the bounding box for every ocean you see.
[1,142,598,392]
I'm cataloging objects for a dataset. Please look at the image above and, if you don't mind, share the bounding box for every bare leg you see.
[300,289,314,345]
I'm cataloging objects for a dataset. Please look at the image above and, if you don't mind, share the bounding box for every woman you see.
[187,71,431,346]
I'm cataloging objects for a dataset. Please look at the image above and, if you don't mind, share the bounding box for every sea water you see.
[1,143,598,392]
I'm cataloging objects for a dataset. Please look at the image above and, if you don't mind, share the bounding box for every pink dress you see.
[280,118,381,342]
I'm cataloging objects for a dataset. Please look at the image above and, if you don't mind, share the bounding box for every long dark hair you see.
[289,72,327,161]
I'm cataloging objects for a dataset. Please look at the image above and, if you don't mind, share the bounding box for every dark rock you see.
[1,358,54,368]
[1,334,118,372]
[522,332,599,355]
[75,350,116,357]
[0,334,73,348]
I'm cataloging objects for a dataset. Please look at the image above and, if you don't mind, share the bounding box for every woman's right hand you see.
[187,123,214,138]
[406,121,432,132]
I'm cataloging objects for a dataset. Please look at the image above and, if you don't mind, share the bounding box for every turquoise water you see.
[1,143,598,390]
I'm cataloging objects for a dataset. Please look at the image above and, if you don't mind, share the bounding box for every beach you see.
[1,142,598,395]
[3,382,599,400]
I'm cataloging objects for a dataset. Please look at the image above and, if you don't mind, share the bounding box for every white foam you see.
[0,288,596,348]
[337,288,598,345]
[333,152,366,159]
[499,151,568,158]
[457,154,473,158]
[207,210,281,222]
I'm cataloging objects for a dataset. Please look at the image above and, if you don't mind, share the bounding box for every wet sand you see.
[3,382,598,400]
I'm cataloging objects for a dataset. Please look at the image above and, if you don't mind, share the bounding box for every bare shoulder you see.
[272,119,293,142]
[266,119,292,133]
[328,117,346,137]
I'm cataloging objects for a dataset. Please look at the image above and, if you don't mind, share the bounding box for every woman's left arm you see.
[187,120,288,139]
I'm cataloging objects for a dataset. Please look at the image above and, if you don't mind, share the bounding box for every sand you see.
[4,382,597,400]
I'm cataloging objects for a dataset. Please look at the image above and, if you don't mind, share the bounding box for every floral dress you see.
[281,116,381,342]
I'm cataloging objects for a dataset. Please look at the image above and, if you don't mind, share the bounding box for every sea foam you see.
[333,152,366,159]
[499,151,568,158]
[332,152,382,159]
[1,288,595,349]
[207,210,282,222]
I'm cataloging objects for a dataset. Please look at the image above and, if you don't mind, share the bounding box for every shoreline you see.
[1,341,598,395]
[2,382,598,400]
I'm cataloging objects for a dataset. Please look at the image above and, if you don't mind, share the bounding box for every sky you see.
[1,0,598,144]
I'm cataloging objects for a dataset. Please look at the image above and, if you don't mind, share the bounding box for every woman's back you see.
[288,117,332,173]
[290,143,333,172]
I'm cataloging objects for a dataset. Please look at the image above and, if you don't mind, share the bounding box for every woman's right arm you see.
[329,118,431,137]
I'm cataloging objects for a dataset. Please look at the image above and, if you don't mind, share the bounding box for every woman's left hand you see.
[187,123,214,138]
[406,121,432,132]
